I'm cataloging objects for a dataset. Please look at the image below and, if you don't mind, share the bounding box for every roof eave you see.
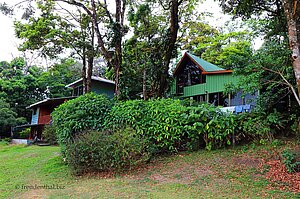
[26,96,76,109]
[202,70,233,75]
[173,52,189,75]
[65,78,83,88]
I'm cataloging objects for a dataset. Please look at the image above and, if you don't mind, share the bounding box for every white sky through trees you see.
[0,0,262,62]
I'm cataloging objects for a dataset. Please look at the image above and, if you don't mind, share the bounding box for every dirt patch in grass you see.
[232,156,262,168]
[120,154,223,185]
[147,163,215,184]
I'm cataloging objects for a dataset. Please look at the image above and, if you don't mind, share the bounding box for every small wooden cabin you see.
[26,97,76,139]
[171,52,256,106]
[21,76,115,140]
[65,76,115,98]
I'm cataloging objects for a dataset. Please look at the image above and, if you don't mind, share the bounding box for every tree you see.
[3,0,128,96]
[0,57,81,124]
[121,0,198,98]
[281,0,300,101]
[0,58,43,119]
[180,20,254,69]
[38,59,82,98]
[0,99,18,137]
[13,1,97,93]
[50,0,128,97]
[218,0,300,105]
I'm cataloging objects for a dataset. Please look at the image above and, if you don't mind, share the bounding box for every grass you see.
[0,141,299,198]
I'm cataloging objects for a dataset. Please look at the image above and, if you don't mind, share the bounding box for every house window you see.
[33,108,37,115]
[176,60,204,88]
[78,85,83,95]
[202,75,206,83]
[73,85,84,96]
[73,87,78,96]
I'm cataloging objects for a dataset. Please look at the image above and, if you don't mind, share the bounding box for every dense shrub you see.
[184,104,236,150]
[109,99,238,151]
[65,128,150,174]
[52,93,113,144]
[235,110,287,143]
[43,125,58,145]
[109,99,187,152]
[52,93,298,173]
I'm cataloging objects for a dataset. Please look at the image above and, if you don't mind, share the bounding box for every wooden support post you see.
[206,92,209,103]
[228,93,231,106]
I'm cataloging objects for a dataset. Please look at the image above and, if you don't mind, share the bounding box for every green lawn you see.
[0,141,299,199]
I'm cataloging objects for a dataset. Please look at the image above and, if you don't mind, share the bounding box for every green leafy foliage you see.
[38,59,81,98]
[282,150,300,173]
[109,99,187,152]
[52,93,113,144]
[0,98,19,137]
[0,57,81,127]
[43,125,58,145]
[52,95,300,173]
[65,128,150,174]
[234,110,288,143]
[184,104,236,150]
[17,128,31,139]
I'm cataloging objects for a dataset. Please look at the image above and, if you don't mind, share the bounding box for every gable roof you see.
[174,52,232,75]
[65,76,115,88]
[26,96,76,109]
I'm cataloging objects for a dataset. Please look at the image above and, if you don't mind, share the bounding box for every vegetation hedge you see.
[52,93,113,144]
[109,99,187,152]
[52,93,297,173]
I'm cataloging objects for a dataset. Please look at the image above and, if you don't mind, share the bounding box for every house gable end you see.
[174,52,232,76]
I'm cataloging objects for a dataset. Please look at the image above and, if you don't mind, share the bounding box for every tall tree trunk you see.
[114,0,123,97]
[86,19,95,93]
[282,0,300,98]
[143,67,147,100]
[158,0,180,97]
[86,56,93,93]
[82,54,87,94]
[282,0,300,131]
[60,0,125,97]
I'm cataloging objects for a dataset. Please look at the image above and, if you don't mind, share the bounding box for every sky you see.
[0,0,262,63]
[0,3,21,61]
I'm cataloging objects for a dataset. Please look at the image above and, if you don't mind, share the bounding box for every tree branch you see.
[262,67,300,106]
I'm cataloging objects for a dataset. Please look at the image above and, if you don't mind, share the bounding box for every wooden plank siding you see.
[171,74,239,98]
[38,106,51,124]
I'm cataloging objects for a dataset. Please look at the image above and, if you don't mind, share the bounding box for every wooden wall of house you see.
[70,80,115,98]
[91,81,115,98]
[38,106,52,124]
[173,73,239,98]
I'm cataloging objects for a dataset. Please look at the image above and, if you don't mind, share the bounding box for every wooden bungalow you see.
[25,96,76,139]
[14,76,115,141]
[65,76,115,98]
[170,52,256,107]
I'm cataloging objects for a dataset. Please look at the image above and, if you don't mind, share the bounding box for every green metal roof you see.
[186,52,225,72]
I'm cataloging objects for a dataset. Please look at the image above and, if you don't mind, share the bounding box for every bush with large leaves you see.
[52,93,113,144]
[109,99,187,153]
